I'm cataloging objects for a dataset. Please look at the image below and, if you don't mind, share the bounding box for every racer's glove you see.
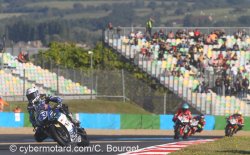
[54,103,62,109]
[27,106,35,111]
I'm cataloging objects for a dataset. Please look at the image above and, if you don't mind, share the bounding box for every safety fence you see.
[1,112,250,131]
[104,28,250,116]
[1,66,181,114]
[1,50,186,114]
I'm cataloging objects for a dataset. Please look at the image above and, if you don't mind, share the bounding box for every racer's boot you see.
[173,129,179,139]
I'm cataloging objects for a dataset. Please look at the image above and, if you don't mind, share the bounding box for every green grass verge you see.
[4,99,150,114]
[171,137,250,155]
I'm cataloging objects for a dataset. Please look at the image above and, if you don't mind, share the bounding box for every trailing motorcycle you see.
[35,103,89,146]
[225,117,238,137]
[174,115,191,139]
[189,119,199,135]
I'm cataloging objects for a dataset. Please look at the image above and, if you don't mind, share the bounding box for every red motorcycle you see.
[174,115,191,139]
[225,117,238,137]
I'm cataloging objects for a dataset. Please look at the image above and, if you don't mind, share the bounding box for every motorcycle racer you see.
[172,103,192,123]
[227,111,244,133]
[172,103,192,139]
[190,114,206,134]
[26,87,79,142]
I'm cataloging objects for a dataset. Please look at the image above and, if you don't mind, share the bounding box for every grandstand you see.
[105,27,250,116]
[0,52,94,101]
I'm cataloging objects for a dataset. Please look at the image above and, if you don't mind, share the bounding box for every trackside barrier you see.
[1,113,250,131]
[120,114,160,129]
[244,117,250,131]
[0,112,24,127]
[203,115,215,130]
[24,113,32,127]
[160,115,174,130]
[78,113,120,129]
[214,116,227,130]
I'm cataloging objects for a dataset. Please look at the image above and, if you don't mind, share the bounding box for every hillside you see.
[0,0,249,46]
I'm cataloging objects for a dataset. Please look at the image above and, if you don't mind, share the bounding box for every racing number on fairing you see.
[38,111,48,121]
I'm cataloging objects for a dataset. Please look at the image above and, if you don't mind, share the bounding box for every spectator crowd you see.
[121,27,250,99]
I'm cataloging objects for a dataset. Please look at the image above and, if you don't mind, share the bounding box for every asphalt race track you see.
[0,134,221,155]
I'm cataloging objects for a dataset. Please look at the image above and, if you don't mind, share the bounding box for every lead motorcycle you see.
[174,115,191,139]
[34,102,89,146]
[225,117,238,137]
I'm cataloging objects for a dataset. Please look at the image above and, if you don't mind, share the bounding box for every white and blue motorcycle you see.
[34,103,89,146]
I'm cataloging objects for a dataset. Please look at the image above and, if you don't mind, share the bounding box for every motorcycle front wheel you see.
[183,126,190,139]
[225,125,234,137]
[174,126,181,139]
[50,122,71,146]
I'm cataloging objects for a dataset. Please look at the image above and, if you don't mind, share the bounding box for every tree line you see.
[1,0,250,46]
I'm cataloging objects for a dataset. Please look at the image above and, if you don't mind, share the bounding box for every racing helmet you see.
[182,103,189,112]
[234,110,242,116]
[200,114,205,121]
[26,87,39,103]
